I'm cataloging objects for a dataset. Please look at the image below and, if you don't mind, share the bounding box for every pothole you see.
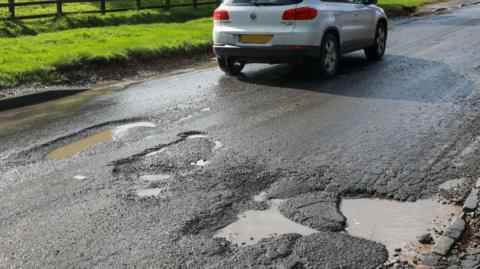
[45,121,155,160]
[112,131,216,198]
[214,199,318,247]
[46,129,113,160]
[340,198,461,260]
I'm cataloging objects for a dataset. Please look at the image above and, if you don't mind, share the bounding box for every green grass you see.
[379,0,439,13]
[0,5,214,37]
[0,0,213,18]
[0,17,213,88]
[1,0,97,18]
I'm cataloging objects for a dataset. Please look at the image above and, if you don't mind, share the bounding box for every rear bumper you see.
[213,45,321,63]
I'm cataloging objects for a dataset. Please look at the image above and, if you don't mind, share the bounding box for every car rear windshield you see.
[223,0,302,6]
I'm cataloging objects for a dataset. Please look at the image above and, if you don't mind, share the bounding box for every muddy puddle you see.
[340,198,461,259]
[45,122,155,160]
[214,199,318,246]
[46,129,114,159]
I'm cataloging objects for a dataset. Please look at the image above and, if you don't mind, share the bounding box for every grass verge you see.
[0,0,212,18]
[0,17,213,88]
[379,0,440,15]
[0,5,214,37]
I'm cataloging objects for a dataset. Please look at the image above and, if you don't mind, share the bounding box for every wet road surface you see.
[1,5,480,268]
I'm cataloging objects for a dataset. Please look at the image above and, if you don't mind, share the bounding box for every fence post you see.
[193,0,197,8]
[165,0,170,9]
[8,0,15,20]
[57,0,63,15]
[135,0,140,9]
[100,0,106,14]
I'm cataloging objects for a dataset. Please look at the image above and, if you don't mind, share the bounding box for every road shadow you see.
[231,53,474,104]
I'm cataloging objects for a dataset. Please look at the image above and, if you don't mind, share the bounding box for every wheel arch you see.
[322,27,341,47]
[377,17,388,38]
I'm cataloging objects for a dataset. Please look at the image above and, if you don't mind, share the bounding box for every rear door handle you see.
[354,12,359,16]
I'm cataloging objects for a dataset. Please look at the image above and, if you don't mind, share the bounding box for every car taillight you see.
[213,9,230,20]
[282,7,317,20]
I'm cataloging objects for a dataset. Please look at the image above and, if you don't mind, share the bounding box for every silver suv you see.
[212,0,387,77]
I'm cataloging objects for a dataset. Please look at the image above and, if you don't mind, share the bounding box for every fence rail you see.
[1,0,218,20]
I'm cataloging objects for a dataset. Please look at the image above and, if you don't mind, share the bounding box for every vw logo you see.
[250,12,257,20]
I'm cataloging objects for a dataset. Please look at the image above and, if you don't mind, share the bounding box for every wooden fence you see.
[0,0,218,20]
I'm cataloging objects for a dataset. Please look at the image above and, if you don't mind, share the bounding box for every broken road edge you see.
[423,183,480,266]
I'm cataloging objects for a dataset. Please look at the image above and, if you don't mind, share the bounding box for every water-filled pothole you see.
[214,199,318,246]
[46,129,113,160]
[340,198,461,258]
[46,122,155,160]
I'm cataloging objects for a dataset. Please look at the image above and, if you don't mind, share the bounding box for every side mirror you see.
[364,0,377,4]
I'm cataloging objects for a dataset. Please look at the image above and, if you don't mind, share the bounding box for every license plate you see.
[240,34,272,44]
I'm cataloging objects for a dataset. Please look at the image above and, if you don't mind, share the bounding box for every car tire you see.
[365,21,387,61]
[307,33,339,78]
[217,57,245,76]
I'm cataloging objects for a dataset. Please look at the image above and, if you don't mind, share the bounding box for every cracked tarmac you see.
[1,5,480,268]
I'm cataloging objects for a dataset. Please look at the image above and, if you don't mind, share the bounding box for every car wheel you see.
[217,57,245,76]
[365,22,387,61]
[308,33,339,78]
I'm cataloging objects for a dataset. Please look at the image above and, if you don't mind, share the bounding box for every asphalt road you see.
[1,5,480,268]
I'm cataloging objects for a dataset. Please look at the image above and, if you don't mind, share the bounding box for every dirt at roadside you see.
[0,48,215,101]
[414,0,480,16]
[435,208,480,268]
